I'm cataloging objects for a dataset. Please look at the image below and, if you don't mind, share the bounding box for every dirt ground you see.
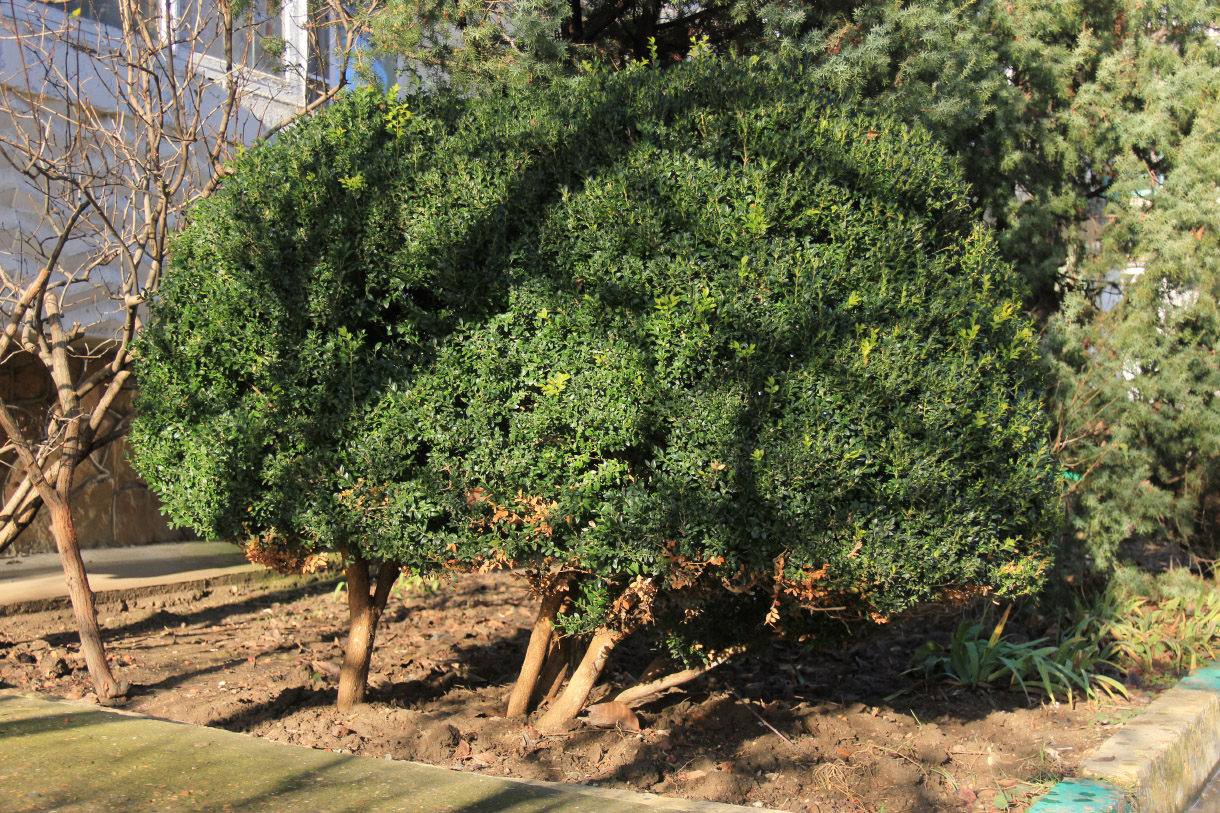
[0,572,1146,812]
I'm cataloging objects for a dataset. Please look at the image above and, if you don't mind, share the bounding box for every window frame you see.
[18,0,311,107]
[161,0,308,105]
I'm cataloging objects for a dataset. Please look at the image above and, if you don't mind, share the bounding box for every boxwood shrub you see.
[131,56,1059,719]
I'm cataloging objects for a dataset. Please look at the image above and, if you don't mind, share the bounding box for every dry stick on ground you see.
[730,689,817,763]
[506,572,573,717]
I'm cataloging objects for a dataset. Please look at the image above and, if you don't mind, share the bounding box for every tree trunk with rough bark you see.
[47,501,127,699]
[337,557,400,711]
[536,627,622,731]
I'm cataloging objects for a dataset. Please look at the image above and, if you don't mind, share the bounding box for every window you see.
[177,0,287,76]
[29,0,329,108]
[33,0,159,33]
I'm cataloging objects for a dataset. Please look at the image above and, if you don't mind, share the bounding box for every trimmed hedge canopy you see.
[132,56,1059,659]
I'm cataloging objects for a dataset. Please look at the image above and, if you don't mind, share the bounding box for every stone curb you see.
[0,566,334,618]
[1030,664,1220,813]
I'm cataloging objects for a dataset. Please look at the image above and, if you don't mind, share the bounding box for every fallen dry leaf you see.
[454,739,472,760]
[583,701,640,732]
[676,769,708,782]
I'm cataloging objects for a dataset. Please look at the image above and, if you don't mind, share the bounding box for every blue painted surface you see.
[1028,778,1126,813]
[1180,665,1220,694]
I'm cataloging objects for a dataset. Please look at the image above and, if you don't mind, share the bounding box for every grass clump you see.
[914,565,1220,704]
[911,605,1127,705]
[1103,567,1220,679]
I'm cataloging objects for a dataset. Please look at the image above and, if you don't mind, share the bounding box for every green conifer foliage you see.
[131,58,1058,717]
[784,0,1220,569]
[1043,6,1220,567]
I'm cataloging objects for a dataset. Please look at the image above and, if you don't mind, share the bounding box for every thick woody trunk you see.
[506,577,571,717]
[535,634,578,707]
[536,627,622,731]
[337,558,399,711]
[48,501,127,699]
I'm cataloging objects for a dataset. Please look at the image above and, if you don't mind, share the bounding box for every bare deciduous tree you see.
[0,0,367,698]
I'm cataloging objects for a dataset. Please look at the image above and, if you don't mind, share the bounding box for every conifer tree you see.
[1043,7,1220,566]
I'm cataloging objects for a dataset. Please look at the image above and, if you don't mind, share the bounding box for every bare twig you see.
[729,688,817,763]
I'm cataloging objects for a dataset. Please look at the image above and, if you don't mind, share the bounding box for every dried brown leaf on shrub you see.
[583,701,640,732]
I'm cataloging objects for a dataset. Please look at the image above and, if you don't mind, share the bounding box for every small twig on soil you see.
[109,635,162,646]
[729,689,816,763]
[865,743,929,780]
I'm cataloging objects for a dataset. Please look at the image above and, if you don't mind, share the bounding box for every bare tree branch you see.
[0,0,365,695]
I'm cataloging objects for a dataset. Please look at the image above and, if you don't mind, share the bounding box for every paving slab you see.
[0,541,260,612]
[0,691,763,812]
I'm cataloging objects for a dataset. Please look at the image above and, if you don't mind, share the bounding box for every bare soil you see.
[0,572,1146,812]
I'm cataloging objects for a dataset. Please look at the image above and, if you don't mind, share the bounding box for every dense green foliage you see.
[132,58,1058,652]
[130,86,458,573]
[365,0,1220,569]
[790,0,1220,570]
[1038,4,1220,566]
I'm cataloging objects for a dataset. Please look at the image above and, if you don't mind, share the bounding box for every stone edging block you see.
[1030,664,1220,813]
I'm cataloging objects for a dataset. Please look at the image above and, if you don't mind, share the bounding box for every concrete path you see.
[0,692,757,812]
[0,541,258,609]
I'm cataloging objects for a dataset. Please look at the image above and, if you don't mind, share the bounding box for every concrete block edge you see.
[1029,663,1220,813]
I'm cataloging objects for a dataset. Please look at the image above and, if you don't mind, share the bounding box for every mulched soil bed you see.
[0,572,1147,812]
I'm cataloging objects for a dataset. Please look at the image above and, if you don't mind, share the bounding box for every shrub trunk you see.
[536,627,621,731]
[338,558,400,711]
